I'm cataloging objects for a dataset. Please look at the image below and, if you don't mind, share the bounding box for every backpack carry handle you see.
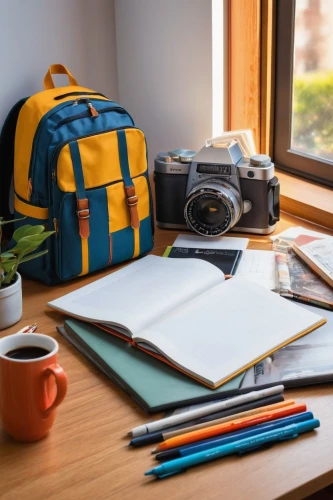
[43,64,78,90]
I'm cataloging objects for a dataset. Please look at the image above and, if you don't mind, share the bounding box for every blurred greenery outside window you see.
[274,0,333,187]
[293,72,333,162]
[292,0,333,163]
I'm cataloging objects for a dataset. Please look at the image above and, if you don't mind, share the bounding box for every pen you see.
[153,402,306,452]
[145,419,320,478]
[154,399,295,443]
[129,394,287,447]
[17,324,37,334]
[129,384,285,438]
[155,411,314,461]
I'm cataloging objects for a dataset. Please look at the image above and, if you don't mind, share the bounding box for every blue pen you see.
[155,412,314,461]
[145,419,320,478]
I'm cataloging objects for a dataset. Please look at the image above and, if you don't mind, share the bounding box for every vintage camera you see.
[154,140,280,236]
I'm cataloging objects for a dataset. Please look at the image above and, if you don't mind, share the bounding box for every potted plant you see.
[0,217,54,330]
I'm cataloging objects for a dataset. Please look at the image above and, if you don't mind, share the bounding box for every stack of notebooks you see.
[57,320,244,413]
[49,254,328,413]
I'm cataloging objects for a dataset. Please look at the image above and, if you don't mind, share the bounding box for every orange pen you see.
[154,402,307,452]
[162,399,296,440]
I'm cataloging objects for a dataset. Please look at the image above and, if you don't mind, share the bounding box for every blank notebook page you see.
[48,255,224,334]
[136,276,325,386]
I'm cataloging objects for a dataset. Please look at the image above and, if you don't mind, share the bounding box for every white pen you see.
[129,385,284,438]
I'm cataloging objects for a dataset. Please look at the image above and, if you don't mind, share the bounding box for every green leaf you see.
[9,241,38,254]
[1,256,16,264]
[0,252,15,259]
[22,231,54,242]
[13,225,34,242]
[0,216,26,227]
[19,249,48,263]
[10,231,55,254]
[25,225,46,236]
[1,261,16,273]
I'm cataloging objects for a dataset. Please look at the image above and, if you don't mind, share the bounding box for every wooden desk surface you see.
[1,213,333,500]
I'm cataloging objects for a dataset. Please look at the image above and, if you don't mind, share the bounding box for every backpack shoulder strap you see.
[0,98,29,225]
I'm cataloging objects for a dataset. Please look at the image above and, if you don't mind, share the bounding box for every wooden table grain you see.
[1,213,333,500]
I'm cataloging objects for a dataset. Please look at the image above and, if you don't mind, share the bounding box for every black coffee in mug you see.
[5,346,50,360]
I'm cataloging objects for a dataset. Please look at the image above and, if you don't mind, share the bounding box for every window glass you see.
[292,0,333,162]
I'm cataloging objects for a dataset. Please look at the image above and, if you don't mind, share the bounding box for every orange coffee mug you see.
[0,333,67,442]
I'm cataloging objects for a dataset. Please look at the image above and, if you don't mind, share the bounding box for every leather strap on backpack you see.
[69,141,90,239]
[76,199,90,239]
[117,130,140,230]
[125,185,139,229]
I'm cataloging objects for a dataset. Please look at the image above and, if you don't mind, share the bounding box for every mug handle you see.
[42,364,68,418]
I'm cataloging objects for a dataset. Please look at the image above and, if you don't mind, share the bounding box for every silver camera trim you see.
[237,161,275,181]
[184,180,243,237]
[154,160,190,175]
[231,224,277,235]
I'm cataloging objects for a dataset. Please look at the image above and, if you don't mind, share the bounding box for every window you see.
[274,0,333,187]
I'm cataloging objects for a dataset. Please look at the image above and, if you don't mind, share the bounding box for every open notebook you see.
[48,255,326,389]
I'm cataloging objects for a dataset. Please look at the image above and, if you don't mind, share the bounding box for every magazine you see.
[241,302,333,388]
[292,235,333,287]
[275,248,333,310]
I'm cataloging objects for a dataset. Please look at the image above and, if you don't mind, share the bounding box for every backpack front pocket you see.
[55,127,148,192]
[52,130,153,280]
[56,187,109,280]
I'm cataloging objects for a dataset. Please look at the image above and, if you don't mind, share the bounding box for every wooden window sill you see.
[277,170,333,230]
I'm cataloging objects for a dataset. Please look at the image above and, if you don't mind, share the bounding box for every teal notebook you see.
[59,319,244,413]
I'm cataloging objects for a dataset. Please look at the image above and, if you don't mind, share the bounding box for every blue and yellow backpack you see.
[0,64,154,284]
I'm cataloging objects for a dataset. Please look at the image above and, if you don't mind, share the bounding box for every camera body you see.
[154,141,280,237]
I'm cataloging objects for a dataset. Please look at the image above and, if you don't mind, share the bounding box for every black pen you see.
[129,393,284,447]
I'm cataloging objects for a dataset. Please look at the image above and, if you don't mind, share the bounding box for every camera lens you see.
[184,181,242,237]
[193,198,227,228]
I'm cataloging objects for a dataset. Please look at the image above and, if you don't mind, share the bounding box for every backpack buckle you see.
[126,195,138,207]
[77,209,90,219]
[76,198,90,239]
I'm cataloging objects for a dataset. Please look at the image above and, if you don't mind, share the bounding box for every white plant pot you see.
[0,273,23,330]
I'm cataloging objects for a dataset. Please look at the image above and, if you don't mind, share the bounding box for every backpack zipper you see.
[54,91,107,100]
[87,102,98,117]
[56,105,126,127]
[73,98,98,116]
[53,217,59,234]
